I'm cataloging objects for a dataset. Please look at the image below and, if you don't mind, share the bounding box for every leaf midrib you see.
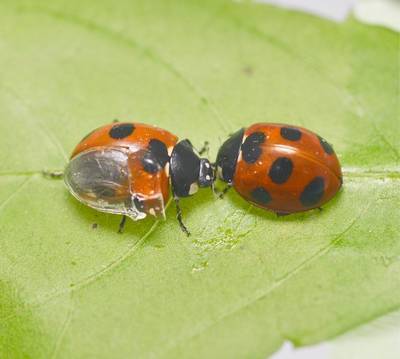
[1,168,399,178]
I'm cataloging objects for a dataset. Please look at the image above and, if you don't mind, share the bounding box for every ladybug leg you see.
[198,141,210,156]
[118,215,127,234]
[211,180,217,196]
[217,185,231,199]
[173,195,190,236]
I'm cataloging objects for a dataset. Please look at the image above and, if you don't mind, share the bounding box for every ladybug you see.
[64,122,213,235]
[215,123,342,215]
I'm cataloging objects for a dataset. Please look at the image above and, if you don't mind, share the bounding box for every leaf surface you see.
[0,1,399,358]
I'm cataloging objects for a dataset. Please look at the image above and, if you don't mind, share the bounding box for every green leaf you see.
[0,0,398,358]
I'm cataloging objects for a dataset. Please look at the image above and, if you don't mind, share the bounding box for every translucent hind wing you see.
[64,146,168,220]
[64,147,134,216]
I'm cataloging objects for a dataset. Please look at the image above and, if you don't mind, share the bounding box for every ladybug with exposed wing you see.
[64,122,213,235]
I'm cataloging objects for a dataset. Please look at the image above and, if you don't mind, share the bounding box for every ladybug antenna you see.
[210,163,219,197]
[198,141,210,156]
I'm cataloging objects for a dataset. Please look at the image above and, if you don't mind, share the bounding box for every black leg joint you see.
[118,215,127,233]
[173,195,190,236]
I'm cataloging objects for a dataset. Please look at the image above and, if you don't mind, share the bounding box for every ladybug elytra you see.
[64,122,213,235]
[215,123,342,215]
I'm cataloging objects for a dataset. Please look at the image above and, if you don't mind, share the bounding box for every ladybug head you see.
[170,140,214,198]
[198,158,214,188]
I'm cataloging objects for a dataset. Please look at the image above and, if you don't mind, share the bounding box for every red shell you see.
[70,122,178,215]
[233,123,342,214]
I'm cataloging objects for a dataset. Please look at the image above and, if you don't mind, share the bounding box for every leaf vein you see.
[1,217,163,324]
[0,176,33,216]
[50,294,75,359]
[20,6,229,133]
[0,84,68,162]
[161,201,372,355]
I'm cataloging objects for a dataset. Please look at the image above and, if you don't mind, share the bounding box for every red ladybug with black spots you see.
[215,123,342,215]
[64,122,213,235]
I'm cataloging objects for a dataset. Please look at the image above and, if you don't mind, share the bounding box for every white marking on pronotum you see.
[205,162,210,168]
[206,175,211,181]
[189,182,199,195]
[217,166,223,179]
[237,134,246,162]
[149,208,156,216]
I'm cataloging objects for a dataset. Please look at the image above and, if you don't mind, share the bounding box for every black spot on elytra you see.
[149,139,169,167]
[241,132,266,164]
[251,187,271,205]
[318,135,334,155]
[142,139,169,174]
[109,123,135,139]
[141,157,159,173]
[280,127,302,141]
[300,176,325,206]
[269,157,293,184]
